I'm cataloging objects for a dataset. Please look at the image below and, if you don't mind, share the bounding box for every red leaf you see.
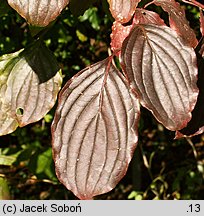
[108,0,141,23]
[110,8,165,54]
[134,8,165,26]
[121,24,199,131]
[52,57,140,199]
[153,0,198,48]
[8,0,69,27]
[110,21,133,54]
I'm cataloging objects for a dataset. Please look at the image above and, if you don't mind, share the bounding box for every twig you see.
[144,0,204,10]
[181,0,204,10]
[186,138,198,160]
[144,0,154,9]
[139,143,153,180]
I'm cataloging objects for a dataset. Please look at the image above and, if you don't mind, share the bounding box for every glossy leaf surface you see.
[52,58,140,199]
[121,24,198,131]
[0,42,62,135]
[108,0,141,23]
[153,0,198,47]
[8,0,69,27]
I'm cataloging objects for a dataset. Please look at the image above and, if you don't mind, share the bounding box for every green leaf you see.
[28,148,57,181]
[14,146,36,165]
[0,177,10,200]
[0,154,18,166]
[0,41,62,136]
[44,114,53,123]
[79,7,100,30]
[128,191,137,199]
[70,0,96,17]
[76,30,88,42]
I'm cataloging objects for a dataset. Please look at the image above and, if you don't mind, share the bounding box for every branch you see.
[181,0,204,10]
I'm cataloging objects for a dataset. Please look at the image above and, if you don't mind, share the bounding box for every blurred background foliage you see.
[0,0,203,199]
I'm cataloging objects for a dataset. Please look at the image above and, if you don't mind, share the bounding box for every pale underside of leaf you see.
[110,8,165,54]
[0,44,62,136]
[0,102,18,136]
[0,52,21,135]
[153,0,198,48]
[121,24,198,131]
[108,0,141,23]
[176,40,204,138]
[52,58,140,199]
[8,0,69,27]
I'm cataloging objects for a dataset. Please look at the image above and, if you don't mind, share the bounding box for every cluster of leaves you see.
[0,0,204,199]
[0,0,112,199]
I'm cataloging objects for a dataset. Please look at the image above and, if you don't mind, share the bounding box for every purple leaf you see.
[8,0,69,27]
[0,42,62,136]
[121,24,198,131]
[176,39,204,138]
[110,8,165,55]
[108,0,141,23]
[51,57,140,199]
[153,0,198,48]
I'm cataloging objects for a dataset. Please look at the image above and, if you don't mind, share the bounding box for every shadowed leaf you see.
[121,24,198,131]
[8,0,69,27]
[52,57,140,199]
[0,42,62,136]
[108,0,141,23]
[153,0,198,48]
